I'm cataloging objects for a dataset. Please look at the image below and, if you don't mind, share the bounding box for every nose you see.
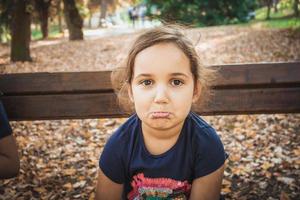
[154,85,169,104]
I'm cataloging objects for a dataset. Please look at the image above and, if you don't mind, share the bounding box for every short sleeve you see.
[99,134,125,184]
[194,127,228,178]
[0,101,12,139]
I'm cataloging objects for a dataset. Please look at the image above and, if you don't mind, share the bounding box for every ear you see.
[127,85,134,102]
[192,80,202,103]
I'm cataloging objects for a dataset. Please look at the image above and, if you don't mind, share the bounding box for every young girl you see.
[96,26,228,200]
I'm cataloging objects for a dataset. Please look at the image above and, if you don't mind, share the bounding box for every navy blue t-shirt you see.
[0,101,12,139]
[99,112,228,199]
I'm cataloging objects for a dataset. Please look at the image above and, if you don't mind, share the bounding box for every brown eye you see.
[171,79,183,86]
[141,80,153,86]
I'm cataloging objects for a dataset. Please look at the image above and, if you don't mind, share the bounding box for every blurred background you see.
[0,0,299,63]
[0,1,299,200]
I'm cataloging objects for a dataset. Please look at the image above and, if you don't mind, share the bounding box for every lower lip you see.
[151,112,170,119]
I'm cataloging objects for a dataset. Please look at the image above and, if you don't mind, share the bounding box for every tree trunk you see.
[273,0,279,13]
[39,10,49,39]
[98,0,107,27]
[57,0,63,33]
[35,0,51,39]
[0,27,3,43]
[266,0,272,20]
[89,11,93,28]
[63,0,83,40]
[294,0,299,17]
[11,0,32,62]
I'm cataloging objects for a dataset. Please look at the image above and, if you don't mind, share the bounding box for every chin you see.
[149,124,174,131]
[146,118,181,130]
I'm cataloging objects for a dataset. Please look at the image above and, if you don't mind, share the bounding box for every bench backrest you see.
[0,62,299,121]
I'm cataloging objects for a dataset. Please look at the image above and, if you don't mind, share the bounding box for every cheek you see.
[170,88,194,102]
[131,87,153,105]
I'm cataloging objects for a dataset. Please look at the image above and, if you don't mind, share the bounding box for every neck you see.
[141,120,185,140]
[141,121,185,155]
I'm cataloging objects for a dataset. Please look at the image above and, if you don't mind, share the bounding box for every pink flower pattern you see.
[128,173,191,200]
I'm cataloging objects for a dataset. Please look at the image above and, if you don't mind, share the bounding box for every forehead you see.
[133,42,191,77]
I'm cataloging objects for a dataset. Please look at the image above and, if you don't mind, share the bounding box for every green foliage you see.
[250,4,300,30]
[255,5,294,20]
[278,0,294,10]
[0,0,13,43]
[0,25,10,43]
[144,0,258,26]
[76,1,90,19]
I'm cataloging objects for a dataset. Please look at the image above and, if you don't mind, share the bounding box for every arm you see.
[0,134,20,179]
[189,164,225,200]
[95,168,123,200]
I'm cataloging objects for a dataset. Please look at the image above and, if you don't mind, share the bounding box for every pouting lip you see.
[150,111,171,115]
[151,111,170,113]
[150,111,171,119]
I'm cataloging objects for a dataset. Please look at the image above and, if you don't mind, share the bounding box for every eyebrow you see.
[134,73,189,79]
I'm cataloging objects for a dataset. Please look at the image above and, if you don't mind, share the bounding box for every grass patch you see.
[263,17,300,29]
[31,25,62,40]
[238,6,300,30]
[255,6,294,20]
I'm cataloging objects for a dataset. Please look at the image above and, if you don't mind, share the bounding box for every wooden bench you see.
[0,62,299,121]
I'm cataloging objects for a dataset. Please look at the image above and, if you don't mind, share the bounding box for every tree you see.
[99,0,108,27]
[265,0,273,19]
[34,0,52,39]
[145,0,257,26]
[294,0,299,16]
[97,0,117,27]
[56,0,63,33]
[63,0,83,40]
[273,0,279,12]
[11,0,32,62]
[275,0,299,17]
[87,0,99,28]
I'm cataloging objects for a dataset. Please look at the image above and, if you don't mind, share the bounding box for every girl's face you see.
[129,42,200,131]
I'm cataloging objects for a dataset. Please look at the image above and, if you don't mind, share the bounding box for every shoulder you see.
[99,114,140,184]
[187,112,226,160]
[101,113,141,161]
[188,112,213,128]
[106,114,139,148]
[0,100,12,139]
[187,112,227,178]
[187,112,219,142]
[0,100,6,114]
[0,101,9,118]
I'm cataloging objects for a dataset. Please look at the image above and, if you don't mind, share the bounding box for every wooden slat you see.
[0,71,112,95]
[0,62,299,95]
[2,88,299,120]
[200,87,300,115]
[211,62,300,88]
[0,93,126,120]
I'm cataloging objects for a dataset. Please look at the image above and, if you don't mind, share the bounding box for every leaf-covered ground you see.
[0,26,300,200]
